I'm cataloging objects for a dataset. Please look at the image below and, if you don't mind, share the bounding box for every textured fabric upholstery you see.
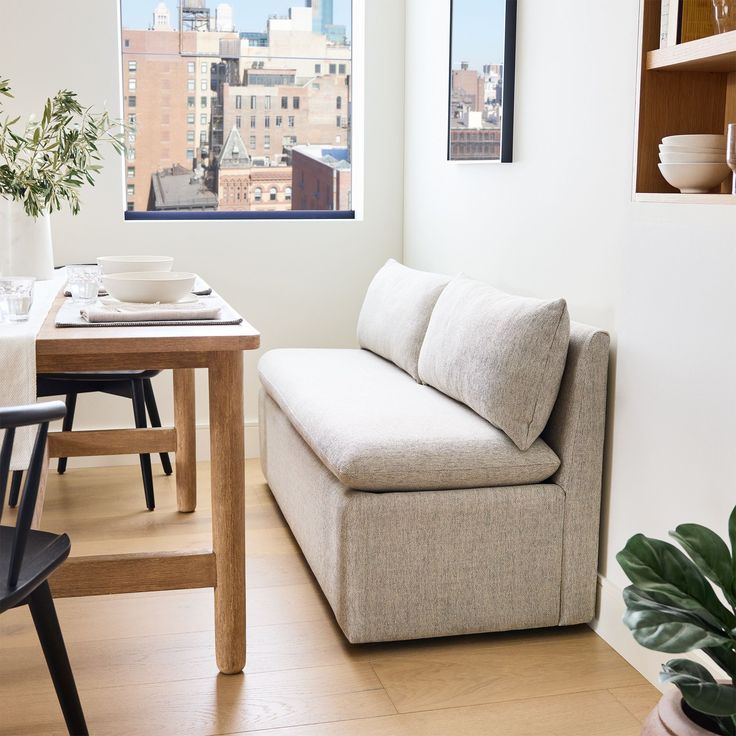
[418,277,570,451]
[259,390,565,644]
[357,259,450,381]
[259,348,560,492]
[542,323,610,625]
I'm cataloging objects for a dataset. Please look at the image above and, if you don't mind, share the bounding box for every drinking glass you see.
[713,0,736,33]
[0,277,35,322]
[727,124,736,194]
[66,264,102,304]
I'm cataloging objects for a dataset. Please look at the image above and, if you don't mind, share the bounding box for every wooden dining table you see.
[34,292,260,675]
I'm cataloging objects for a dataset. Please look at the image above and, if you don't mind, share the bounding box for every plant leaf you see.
[730,506,736,594]
[662,659,736,716]
[618,534,736,628]
[671,524,735,605]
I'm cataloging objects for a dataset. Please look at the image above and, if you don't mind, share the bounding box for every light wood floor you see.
[0,460,659,735]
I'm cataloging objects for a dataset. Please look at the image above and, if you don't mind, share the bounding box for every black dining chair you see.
[0,401,88,736]
[8,370,172,512]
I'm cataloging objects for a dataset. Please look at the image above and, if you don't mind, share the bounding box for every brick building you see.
[291,145,351,211]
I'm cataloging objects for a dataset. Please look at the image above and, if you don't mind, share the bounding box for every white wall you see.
[404,0,736,684]
[0,0,404,460]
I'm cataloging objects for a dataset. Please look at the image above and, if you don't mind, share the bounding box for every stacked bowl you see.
[97,255,195,303]
[658,134,730,194]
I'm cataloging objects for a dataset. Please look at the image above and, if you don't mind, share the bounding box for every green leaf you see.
[671,524,735,605]
[729,506,736,591]
[622,586,734,652]
[618,534,736,628]
[662,659,736,716]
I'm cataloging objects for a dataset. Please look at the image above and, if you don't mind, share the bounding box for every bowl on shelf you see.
[102,271,196,303]
[659,143,725,155]
[98,255,174,274]
[661,134,727,149]
[658,162,731,193]
[659,150,726,164]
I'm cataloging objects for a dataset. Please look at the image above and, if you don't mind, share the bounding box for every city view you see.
[121,0,352,213]
[448,0,507,161]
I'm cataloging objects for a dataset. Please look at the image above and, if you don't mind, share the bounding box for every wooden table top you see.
[35,293,261,371]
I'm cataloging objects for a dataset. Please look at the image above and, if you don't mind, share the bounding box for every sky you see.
[121,0,351,35]
[451,0,506,72]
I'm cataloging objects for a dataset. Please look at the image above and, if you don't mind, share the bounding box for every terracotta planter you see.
[642,688,720,735]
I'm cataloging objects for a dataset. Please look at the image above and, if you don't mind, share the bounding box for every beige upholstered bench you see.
[259,260,610,643]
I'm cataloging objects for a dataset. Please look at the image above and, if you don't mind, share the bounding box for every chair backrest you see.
[0,401,66,589]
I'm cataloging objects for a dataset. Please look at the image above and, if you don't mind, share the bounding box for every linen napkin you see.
[80,298,221,324]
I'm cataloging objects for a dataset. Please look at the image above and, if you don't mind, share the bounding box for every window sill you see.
[125,210,356,221]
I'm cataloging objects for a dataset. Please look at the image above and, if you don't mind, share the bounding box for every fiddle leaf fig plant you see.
[618,506,736,735]
[0,77,124,218]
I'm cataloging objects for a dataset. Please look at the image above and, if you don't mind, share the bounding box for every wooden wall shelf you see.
[634,1,736,201]
[647,30,736,72]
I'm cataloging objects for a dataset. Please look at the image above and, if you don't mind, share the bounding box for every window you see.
[119,0,354,216]
[127,184,135,197]
[127,201,135,211]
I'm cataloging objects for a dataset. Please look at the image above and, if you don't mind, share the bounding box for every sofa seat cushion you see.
[258,348,560,492]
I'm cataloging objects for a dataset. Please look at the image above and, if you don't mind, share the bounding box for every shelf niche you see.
[635,0,736,201]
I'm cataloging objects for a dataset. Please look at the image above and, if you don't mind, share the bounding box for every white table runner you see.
[0,269,66,470]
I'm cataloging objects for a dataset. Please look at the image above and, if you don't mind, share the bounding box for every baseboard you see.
[58,420,260,469]
[590,574,725,690]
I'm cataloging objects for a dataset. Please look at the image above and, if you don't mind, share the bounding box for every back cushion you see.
[357,259,450,381]
[417,277,570,451]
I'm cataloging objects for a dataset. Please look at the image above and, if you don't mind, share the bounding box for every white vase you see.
[0,198,55,280]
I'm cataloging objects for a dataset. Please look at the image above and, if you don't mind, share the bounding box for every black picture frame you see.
[447,0,517,163]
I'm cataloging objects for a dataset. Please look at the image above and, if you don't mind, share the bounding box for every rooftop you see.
[292,145,351,170]
[151,165,218,211]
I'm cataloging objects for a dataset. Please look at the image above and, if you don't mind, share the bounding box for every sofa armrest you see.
[542,322,610,625]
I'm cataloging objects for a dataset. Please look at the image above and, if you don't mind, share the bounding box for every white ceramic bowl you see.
[98,255,174,274]
[659,143,725,155]
[102,271,196,303]
[658,162,731,193]
[659,150,726,164]
[661,134,727,149]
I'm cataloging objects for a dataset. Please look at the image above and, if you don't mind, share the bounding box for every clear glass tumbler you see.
[713,0,736,33]
[727,124,736,194]
[0,277,36,322]
[66,264,102,304]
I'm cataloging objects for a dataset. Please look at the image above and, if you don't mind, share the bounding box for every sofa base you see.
[259,390,571,644]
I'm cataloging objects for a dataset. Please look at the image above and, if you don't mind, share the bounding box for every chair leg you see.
[8,470,23,508]
[132,380,155,511]
[27,581,89,736]
[142,378,173,476]
[57,393,77,476]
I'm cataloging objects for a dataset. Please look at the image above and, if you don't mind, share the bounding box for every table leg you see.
[208,352,245,675]
[173,369,197,513]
